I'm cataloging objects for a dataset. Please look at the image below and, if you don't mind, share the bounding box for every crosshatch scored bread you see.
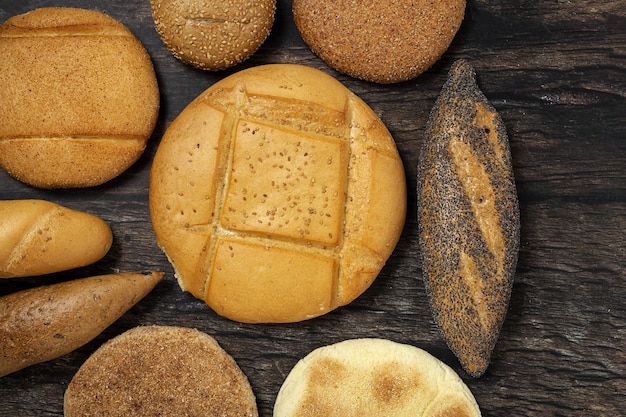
[274,338,482,416]
[150,64,407,323]
[0,7,159,189]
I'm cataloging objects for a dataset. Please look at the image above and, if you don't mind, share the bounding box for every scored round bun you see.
[292,0,466,83]
[150,0,276,70]
[64,326,258,417]
[0,7,159,189]
[150,64,406,323]
[274,338,481,417]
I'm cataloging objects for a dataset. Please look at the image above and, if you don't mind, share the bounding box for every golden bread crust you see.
[150,64,406,323]
[150,0,276,70]
[64,325,258,417]
[292,0,466,83]
[417,60,520,377]
[274,338,481,416]
[0,7,159,188]
[0,199,112,278]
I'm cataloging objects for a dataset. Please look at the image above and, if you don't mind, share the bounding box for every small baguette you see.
[0,200,112,278]
[417,60,520,377]
[0,270,163,377]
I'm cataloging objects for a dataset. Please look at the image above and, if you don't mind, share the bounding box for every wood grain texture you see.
[1,0,624,415]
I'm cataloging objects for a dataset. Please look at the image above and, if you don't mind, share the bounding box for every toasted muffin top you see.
[64,326,258,417]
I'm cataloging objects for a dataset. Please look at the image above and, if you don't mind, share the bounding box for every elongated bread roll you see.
[0,200,112,278]
[0,271,163,377]
[417,60,520,377]
[274,338,481,416]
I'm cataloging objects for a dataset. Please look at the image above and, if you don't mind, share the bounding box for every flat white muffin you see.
[274,338,481,417]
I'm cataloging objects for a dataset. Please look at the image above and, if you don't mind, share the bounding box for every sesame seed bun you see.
[274,338,481,416]
[150,0,276,70]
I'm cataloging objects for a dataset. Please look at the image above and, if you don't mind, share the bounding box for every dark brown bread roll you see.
[417,60,520,377]
[293,0,466,83]
[0,271,163,378]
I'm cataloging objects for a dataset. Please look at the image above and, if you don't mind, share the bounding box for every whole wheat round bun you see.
[150,0,276,70]
[0,7,159,189]
[64,325,258,417]
[274,338,481,417]
[149,64,406,323]
[292,0,466,84]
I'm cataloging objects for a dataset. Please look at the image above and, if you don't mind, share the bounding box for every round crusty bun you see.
[0,7,159,189]
[274,338,481,417]
[150,0,276,70]
[292,0,466,83]
[64,326,258,417]
[149,64,406,323]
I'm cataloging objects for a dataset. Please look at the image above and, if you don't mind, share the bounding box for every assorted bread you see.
[0,3,525,414]
[274,338,481,416]
[64,325,258,417]
[150,0,276,70]
[0,7,159,189]
[292,0,466,83]
[149,63,407,323]
[0,200,112,278]
[417,60,520,377]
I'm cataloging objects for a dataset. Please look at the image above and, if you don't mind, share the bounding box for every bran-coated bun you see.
[293,0,466,83]
[150,64,406,323]
[64,325,257,417]
[0,7,159,189]
[274,338,481,417]
[150,0,276,70]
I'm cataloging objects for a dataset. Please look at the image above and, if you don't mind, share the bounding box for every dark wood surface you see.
[1,0,624,415]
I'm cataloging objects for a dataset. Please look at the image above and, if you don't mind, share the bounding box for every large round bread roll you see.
[150,64,406,323]
[0,7,159,189]
[64,326,257,417]
[274,338,481,417]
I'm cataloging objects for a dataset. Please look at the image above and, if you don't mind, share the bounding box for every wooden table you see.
[1,0,624,415]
